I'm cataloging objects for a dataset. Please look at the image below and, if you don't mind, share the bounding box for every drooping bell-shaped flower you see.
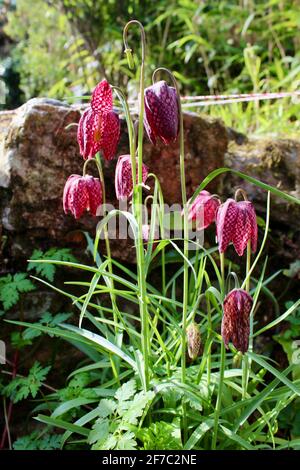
[77,80,120,161]
[144,80,179,145]
[186,322,201,360]
[63,174,102,219]
[216,199,257,256]
[115,154,148,200]
[187,190,220,230]
[221,288,253,353]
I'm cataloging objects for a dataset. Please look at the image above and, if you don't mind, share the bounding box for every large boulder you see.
[0,98,227,266]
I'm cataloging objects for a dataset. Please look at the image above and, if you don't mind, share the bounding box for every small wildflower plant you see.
[9,21,300,450]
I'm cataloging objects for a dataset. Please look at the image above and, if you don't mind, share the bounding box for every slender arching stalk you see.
[212,251,226,449]
[83,153,121,382]
[234,188,251,398]
[111,86,136,184]
[123,20,150,391]
[152,66,189,440]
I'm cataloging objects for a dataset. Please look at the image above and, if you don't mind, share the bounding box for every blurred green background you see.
[0,0,299,135]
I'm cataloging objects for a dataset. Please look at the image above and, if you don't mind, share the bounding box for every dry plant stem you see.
[0,350,18,449]
[123,20,150,391]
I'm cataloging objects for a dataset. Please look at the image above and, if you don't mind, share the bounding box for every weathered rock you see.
[0,98,227,266]
[225,138,300,227]
[225,137,300,263]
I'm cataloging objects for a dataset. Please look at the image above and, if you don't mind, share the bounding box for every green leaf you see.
[184,419,214,450]
[97,399,117,418]
[28,248,78,281]
[139,421,183,450]
[35,414,90,437]
[115,379,137,402]
[13,432,61,450]
[88,418,110,445]
[247,352,300,396]
[190,167,300,206]
[121,390,155,425]
[4,361,50,403]
[0,273,35,310]
[116,431,137,450]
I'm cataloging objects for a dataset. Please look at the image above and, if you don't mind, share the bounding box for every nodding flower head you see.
[186,322,201,360]
[63,174,102,219]
[115,154,148,200]
[77,80,120,161]
[216,198,257,256]
[187,190,220,230]
[221,288,253,354]
[144,80,179,145]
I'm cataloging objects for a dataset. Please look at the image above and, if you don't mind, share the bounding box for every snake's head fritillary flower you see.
[144,80,179,145]
[77,80,120,161]
[186,322,201,360]
[187,190,220,230]
[216,199,257,256]
[115,154,148,200]
[63,174,102,219]
[221,288,253,353]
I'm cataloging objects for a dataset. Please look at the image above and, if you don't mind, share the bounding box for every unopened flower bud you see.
[186,322,201,360]
[124,48,135,70]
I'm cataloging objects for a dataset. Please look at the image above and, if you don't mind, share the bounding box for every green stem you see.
[112,85,136,181]
[220,252,225,298]
[151,66,188,441]
[123,20,150,391]
[212,341,226,450]
[94,153,121,383]
[206,296,212,389]
[242,240,252,399]
[211,251,226,449]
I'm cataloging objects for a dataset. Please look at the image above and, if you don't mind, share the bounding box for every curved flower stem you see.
[152,66,188,441]
[123,20,150,391]
[235,188,251,399]
[112,86,136,182]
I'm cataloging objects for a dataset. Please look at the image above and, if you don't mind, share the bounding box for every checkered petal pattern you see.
[115,155,148,200]
[216,199,257,256]
[77,80,120,160]
[188,190,220,230]
[63,174,102,219]
[221,288,253,353]
[144,80,179,145]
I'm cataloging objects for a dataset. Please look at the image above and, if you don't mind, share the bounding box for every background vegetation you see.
[1,0,300,134]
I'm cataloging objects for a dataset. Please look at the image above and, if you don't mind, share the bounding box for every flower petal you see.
[216,199,238,253]
[91,80,113,113]
[144,80,179,145]
[222,289,253,353]
[99,111,120,161]
[84,175,102,216]
[115,155,148,200]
